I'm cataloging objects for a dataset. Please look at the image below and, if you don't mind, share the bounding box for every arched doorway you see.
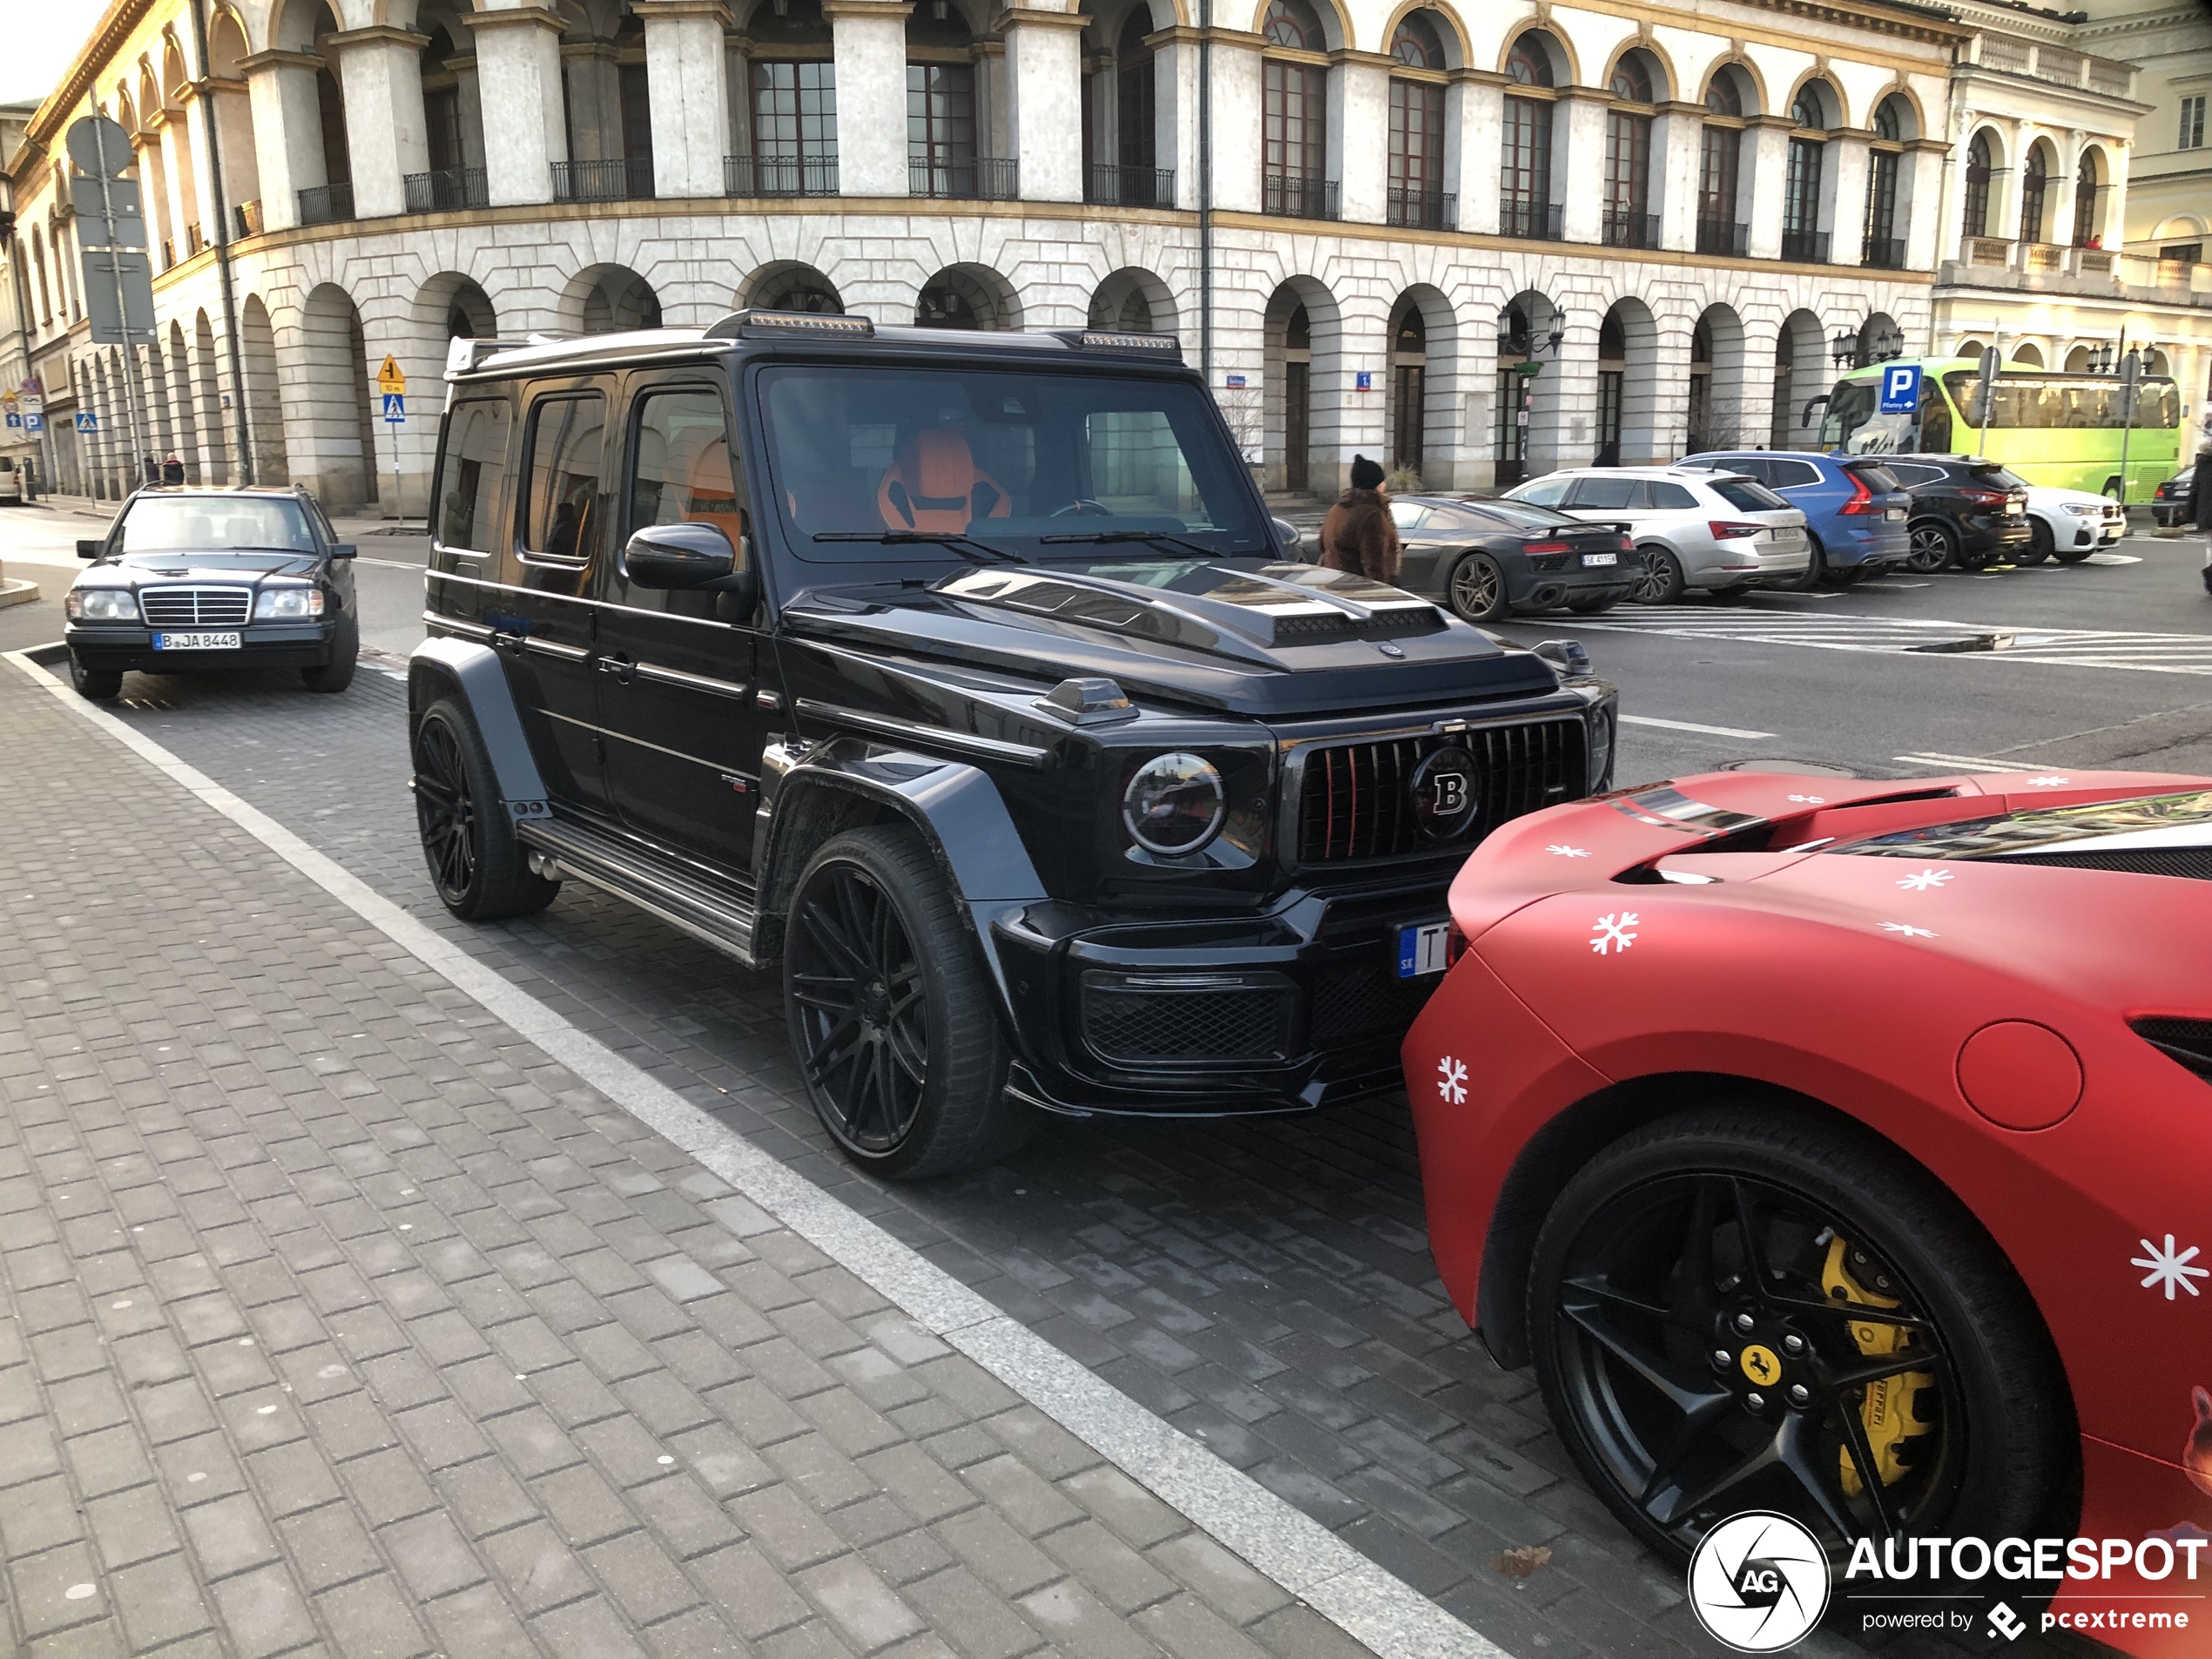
[1388,303,1426,478]
[569,265,662,333]
[2012,341,2045,368]
[917,264,1019,330]
[1494,293,1557,486]
[1089,266,1175,333]
[1770,308,1824,448]
[1263,277,1338,494]
[744,261,844,313]
[240,294,289,483]
[1384,287,1453,484]
[1688,304,1745,451]
[300,282,379,509]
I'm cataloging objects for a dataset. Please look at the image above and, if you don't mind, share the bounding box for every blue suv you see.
[1678,450,1912,587]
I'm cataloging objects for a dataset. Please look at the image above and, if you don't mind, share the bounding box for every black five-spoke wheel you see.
[1530,1108,2074,1581]
[789,860,930,1156]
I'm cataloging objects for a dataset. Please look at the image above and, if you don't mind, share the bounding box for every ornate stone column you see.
[1332,52,1389,225]
[327,25,433,217]
[239,49,327,231]
[636,0,734,199]
[824,0,911,198]
[996,7,1089,202]
[462,6,570,206]
[1555,90,1606,246]
[1653,100,1701,253]
[1447,70,1501,235]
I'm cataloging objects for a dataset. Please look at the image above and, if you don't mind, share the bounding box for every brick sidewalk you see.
[0,655,1377,1659]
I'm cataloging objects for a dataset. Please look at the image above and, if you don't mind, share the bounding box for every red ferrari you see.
[1403,769,2212,1654]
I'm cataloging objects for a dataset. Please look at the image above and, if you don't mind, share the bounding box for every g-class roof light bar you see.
[706,309,877,341]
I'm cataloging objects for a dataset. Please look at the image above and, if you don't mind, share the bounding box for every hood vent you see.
[2132,1017,2212,1081]
[1996,846,2212,881]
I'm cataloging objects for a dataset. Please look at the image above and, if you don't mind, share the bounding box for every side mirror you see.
[1534,638,1591,678]
[1271,516,1303,555]
[77,539,102,558]
[624,522,758,608]
[327,543,358,559]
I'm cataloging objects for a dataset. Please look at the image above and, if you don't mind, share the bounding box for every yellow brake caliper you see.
[1824,1236,1936,1495]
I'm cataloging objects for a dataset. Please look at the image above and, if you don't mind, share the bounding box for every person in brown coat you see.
[1318,455,1402,583]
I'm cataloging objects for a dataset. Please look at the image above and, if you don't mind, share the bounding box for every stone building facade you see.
[3,0,2002,510]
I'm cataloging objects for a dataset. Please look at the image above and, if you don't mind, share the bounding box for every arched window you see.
[1873,95,1904,142]
[1116,6,1157,187]
[2073,149,2101,247]
[1704,71,1743,118]
[2020,145,2049,244]
[1791,83,1828,131]
[1698,71,1746,254]
[1784,84,1832,260]
[1262,0,1330,216]
[1388,12,1447,226]
[1865,95,1908,267]
[1505,30,1554,87]
[1608,51,1653,104]
[1964,131,1993,239]
[1603,51,1659,246]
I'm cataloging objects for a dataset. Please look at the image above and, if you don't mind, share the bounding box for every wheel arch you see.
[406,637,550,821]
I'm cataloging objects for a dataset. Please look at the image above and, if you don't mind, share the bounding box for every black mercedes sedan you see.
[64,486,360,699]
[1386,494,1637,622]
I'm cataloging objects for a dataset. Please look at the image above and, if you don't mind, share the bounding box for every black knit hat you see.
[1349,455,1386,490]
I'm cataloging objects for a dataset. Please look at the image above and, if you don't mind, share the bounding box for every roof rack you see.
[705,309,875,341]
[1054,328,1184,361]
[444,334,566,375]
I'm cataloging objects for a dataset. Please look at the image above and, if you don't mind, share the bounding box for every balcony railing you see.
[1087,163,1176,207]
[185,223,206,256]
[910,157,1019,200]
[725,152,840,198]
[554,157,656,203]
[404,166,489,213]
[1498,199,1564,241]
[1601,207,1660,250]
[234,199,263,239]
[1695,216,1749,257]
[1862,235,1906,271]
[1780,227,1831,264]
[296,181,354,226]
[1261,174,1339,221]
[1386,187,1455,231]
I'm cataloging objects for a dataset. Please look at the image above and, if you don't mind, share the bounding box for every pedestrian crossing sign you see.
[381,393,405,423]
[76,412,98,433]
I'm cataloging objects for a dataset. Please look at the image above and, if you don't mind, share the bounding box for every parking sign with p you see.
[1878,362,1921,414]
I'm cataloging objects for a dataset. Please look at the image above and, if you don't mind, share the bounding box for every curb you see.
[0,577,41,608]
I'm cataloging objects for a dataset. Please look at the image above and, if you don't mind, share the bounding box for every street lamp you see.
[1831,329,1859,368]
[2088,341,2116,374]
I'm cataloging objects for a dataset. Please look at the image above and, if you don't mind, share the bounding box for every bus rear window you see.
[1940,374,2181,430]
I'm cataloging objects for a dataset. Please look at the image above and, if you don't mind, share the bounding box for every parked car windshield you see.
[117,496,316,555]
[1709,478,1789,512]
[759,366,1269,563]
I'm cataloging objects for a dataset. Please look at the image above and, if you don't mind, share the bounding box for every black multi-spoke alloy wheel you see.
[410,698,558,921]
[68,654,122,701]
[785,826,1028,1180]
[2017,519,2054,565]
[1529,1107,2072,1588]
[1904,521,1957,573]
[1447,552,1508,622]
[1631,547,1685,604]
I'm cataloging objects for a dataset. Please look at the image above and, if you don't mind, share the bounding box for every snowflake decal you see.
[2028,776,2070,787]
[1590,913,1639,955]
[1880,922,1939,939]
[2131,1235,2209,1301]
[1436,1055,1468,1105]
[1547,844,1591,859]
[1896,868,1952,892]
[1786,793,1826,806]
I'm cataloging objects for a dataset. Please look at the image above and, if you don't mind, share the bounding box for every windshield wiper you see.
[812,530,1022,565]
[1036,529,1244,560]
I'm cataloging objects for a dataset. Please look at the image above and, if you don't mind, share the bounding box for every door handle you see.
[596,652,635,685]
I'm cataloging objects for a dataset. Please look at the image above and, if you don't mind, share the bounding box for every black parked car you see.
[411,313,1618,1177]
[1386,494,1637,621]
[63,485,360,699]
[1877,455,2033,571]
[2153,467,2195,529]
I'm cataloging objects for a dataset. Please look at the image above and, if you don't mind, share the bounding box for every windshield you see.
[117,496,315,555]
[759,366,1268,563]
[1824,378,1933,455]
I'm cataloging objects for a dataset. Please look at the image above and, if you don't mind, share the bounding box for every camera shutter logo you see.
[1687,1511,1831,1652]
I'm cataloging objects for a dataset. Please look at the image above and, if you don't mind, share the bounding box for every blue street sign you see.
[3,412,17,429]
[1355,370,1374,391]
[381,393,405,423]
[1878,362,1922,415]
[76,412,98,433]
[24,414,42,432]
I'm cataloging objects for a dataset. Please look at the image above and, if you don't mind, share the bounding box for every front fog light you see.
[253,588,325,619]
[68,589,139,621]
[1588,710,1614,792]
[1122,752,1226,855]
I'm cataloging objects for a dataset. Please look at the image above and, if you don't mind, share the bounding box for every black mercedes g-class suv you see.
[409,311,1616,1177]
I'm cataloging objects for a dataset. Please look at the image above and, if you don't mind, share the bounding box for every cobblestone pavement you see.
[0,596,2077,1659]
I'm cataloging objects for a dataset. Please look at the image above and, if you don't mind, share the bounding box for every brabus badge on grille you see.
[1377,641,1406,658]
[1411,745,1480,840]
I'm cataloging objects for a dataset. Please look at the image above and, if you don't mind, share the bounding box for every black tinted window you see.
[1886,463,1941,485]
[436,400,511,551]
[1649,482,1697,509]
[1977,467,2031,490]
[1846,462,1901,492]
[1569,476,1638,509]
[1710,478,1787,511]
[522,395,607,563]
[1767,460,1823,489]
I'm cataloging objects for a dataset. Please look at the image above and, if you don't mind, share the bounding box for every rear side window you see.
[1886,462,1941,486]
[1514,476,1571,507]
[522,394,608,563]
[1847,462,1901,492]
[1569,476,1638,509]
[1979,467,2030,490]
[1710,478,1788,511]
[1717,457,1770,482]
[1767,460,1823,489]
[1389,501,1429,530]
[435,399,511,551]
[1649,482,1697,509]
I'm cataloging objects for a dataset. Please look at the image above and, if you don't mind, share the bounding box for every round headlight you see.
[70,588,139,621]
[1122,752,1226,855]
[1588,709,1614,792]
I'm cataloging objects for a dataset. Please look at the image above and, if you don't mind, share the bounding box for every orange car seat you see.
[876,428,1011,532]
[685,438,750,553]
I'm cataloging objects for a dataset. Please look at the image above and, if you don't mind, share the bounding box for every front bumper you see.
[65,620,339,671]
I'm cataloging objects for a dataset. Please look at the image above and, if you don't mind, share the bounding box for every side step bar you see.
[516,816,759,968]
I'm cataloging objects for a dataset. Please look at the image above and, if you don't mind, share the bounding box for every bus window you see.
[1920,382,1953,452]
[1940,374,2181,430]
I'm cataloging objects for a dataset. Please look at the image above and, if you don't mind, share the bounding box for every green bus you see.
[1817,356,2182,501]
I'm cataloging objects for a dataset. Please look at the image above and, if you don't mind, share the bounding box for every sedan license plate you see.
[1885,507,1905,521]
[1581,552,1618,568]
[2006,501,2025,516]
[1397,921,1450,979]
[152,631,240,651]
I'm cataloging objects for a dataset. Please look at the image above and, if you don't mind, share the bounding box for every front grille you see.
[1298,718,1585,864]
[1309,959,1437,1046]
[2131,1018,2212,1081]
[140,586,251,627]
[1998,847,2212,881]
[1080,972,1296,1066]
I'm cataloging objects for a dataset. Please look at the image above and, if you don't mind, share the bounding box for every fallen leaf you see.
[1494,1545,1552,1578]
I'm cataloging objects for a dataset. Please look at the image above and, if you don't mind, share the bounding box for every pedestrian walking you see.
[2191,443,2211,532]
[1318,455,1402,583]
[143,455,160,487]
[162,455,185,486]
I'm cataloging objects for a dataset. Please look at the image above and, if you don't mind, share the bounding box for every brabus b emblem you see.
[1412,745,1480,840]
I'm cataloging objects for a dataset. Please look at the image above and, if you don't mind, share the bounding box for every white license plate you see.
[1581,552,1618,568]
[152,631,240,651]
[2006,502,2025,516]
[1396,921,1450,979]
[1885,507,1905,521]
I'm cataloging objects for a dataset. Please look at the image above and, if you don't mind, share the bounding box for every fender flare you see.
[407,637,550,822]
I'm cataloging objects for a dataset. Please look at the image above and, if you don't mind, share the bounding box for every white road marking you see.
[1572,605,2212,675]
[4,643,1513,1659]
[1618,714,1776,740]
[1892,752,2047,772]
